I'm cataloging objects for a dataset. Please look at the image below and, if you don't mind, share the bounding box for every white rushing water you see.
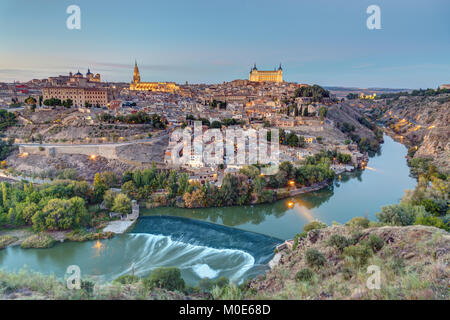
[116,234,256,284]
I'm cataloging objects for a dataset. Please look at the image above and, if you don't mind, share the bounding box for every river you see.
[0,134,416,285]
[142,134,416,239]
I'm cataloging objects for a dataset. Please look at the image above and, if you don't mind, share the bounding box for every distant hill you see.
[324,87,411,99]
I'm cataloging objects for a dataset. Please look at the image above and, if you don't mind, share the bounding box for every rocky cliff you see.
[381,94,450,173]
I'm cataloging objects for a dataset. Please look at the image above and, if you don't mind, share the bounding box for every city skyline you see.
[1,0,449,88]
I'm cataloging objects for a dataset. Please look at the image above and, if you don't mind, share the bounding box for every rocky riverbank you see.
[246,223,449,300]
[0,228,115,250]
[378,94,449,173]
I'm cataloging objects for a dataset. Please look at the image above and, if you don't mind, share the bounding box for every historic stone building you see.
[249,64,283,83]
[129,61,180,93]
[42,86,108,107]
[48,69,101,87]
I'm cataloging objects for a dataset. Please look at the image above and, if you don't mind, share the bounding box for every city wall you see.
[19,144,118,159]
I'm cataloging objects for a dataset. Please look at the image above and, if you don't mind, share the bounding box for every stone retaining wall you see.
[19,144,118,159]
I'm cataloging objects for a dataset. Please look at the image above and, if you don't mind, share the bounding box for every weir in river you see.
[0,216,282,286]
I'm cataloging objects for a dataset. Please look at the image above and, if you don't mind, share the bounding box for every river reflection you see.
[142,185,335,226]
[142,135,415,240]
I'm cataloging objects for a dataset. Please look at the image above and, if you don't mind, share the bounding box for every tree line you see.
[97,112,167,128]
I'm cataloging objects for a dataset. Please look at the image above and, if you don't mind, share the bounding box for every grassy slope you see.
[245,224,449,300]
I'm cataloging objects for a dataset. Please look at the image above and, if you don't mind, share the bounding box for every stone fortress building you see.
[249,64,283,83]
[42,86,108,107]
[129,61,180,93]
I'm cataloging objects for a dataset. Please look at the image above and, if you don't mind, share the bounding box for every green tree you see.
[25,96,37,105]
[103,189,118,210]
[167,170,178,198]
[111,193,132,215]
[1,182,7,208]
[22,203,39,224]
[143,267,185,291]
[376,203,425,226]
[177,173,189,196]
[279,161,294,179]
[133,170,144,188]
[303,107,308,117]
[220,174,239,206]
[37,197,88,231]
[101,171,120,188]
[319,106,327,120]
[122,170,134,184]
[210,120,222,128]
[7,207,15,225]
[239,165,260,179]
[62,99,73,108]
[121,180,138,199]
[286,132,299,147]
[253,176,267,201]
[93,173,107,203]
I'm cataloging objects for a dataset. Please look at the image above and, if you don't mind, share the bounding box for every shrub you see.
[388,257,405,275]
[305,249,326,268]
[32,197,89,231]
[414,214,449,231]
[81,279,95,296]
[211,283,242,300]
[292,232,307,250]
[21,234,56,249]
[111,193,132,215]
[197,278,215,292]
[366,234,384,252]
[197,276,229,293]
[0,235,18,249]
[295,268,314,283]
[114,274,140,285]
[327,234,350,252]
[66,230,114,242]
[419,199,442,216]
[56,168,79,180]
[143,267,185,292]
[349,231,364,245]
[346,216,370,228]
[376,203,424,226]
[103,189,119,210]
[303,220,327,232]
[341,267,353,280]
[214,276,229,288]
[343,244,373,267]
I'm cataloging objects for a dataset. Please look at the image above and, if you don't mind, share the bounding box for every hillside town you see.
[0,63,385,188]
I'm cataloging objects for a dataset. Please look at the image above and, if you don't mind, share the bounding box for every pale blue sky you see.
[0,0,449,88]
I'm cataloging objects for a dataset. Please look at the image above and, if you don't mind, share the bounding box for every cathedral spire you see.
[133,60,141,84]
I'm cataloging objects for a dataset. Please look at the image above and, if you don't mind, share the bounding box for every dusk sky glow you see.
[1,0,449,88]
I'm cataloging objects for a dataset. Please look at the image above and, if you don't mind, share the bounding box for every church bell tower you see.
[133,60,141,84]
